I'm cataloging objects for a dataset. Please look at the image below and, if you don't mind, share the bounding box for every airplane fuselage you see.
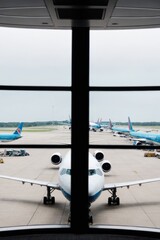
[112,127,129,133]
[89,122,103,131]
[58,151,104,203]
[130,131,160,145]
[0,122,23,142]
[0,134,22,142]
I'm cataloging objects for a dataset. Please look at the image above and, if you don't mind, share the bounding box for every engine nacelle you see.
[133,140,142,146]
[89,127,96,132]
[51,152,62,165]
[93,150,104,162]
[101,160,111,173]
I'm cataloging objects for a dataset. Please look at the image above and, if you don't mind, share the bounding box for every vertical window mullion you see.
[71,28,89,232]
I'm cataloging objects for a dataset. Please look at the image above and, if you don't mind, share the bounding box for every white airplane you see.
[0,150,160,223]
[89,121,103,132]
[67,116,103,132]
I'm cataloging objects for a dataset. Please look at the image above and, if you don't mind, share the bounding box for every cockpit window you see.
[60,168,67,175]
[66,169,71,175]
[62,168,101,176]
[60,168,71,175]
[88,169,96,176]
[88,169,103,176]
[96,168,103,176]
[61,168,102,176]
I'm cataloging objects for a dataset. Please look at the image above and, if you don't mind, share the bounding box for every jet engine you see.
[93,150,111,172]
[93,150,104,162]
[51,152,62,165]
[101,160,111,173]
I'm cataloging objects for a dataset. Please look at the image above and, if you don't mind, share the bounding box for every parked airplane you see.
[68,116,103,132]
[0,150,160,223]
[128,117,160,146]
[0,122,23,142]
[96,118,109,130]
[89,121,103,132]
[109,119,130,135]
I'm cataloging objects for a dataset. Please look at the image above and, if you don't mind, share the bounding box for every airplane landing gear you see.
[43,186,55,205]
[108,188,120,206]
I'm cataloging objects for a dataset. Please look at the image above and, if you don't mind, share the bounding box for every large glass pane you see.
[0,26,71,229]
[89,28,160,229]
[89,91,160,227]
[0,148,70,227]
[90,91,160,146]
[0,27,71,86]
[88,148,160,228]
[0,91,71,145]
[90,28,160,86]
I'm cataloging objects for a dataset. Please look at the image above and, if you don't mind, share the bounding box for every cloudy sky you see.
[0,27,160,122]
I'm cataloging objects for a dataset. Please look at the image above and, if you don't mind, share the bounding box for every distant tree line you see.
[114,122,160,126]
[0,121,68,128]
[1,121,160,128]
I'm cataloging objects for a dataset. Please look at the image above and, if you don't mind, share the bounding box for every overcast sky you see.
[0,27,160,122]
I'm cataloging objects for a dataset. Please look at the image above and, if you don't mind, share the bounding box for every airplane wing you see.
[103,177,160,191]
[0,175,60,190]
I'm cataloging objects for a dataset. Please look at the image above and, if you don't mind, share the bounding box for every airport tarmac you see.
[0,127,160,229]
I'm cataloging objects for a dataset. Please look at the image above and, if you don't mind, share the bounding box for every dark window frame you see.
[1,28,160,238]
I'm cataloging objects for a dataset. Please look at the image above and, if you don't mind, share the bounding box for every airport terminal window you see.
[89,29,160,229]
[89,91,160,145]
[0,148,71,226]
[0,28,72,228]
[0,91,71,145]
[0,27,71,86]
[90,29,160,86]
[1,24,160,236]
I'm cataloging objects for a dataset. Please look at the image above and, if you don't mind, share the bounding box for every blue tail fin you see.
[128,117,134,132]
[13,122,23,135]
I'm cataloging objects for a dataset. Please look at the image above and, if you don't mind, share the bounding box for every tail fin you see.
[97,118,102,124]
[109,119,113,129]
[128,117,134,132]
[69,115,71,124]
[13,122,23,135]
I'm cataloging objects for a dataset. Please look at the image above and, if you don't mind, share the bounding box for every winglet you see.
[13,122,23,135]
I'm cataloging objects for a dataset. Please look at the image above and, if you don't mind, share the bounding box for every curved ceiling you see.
[0,0,160,29]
